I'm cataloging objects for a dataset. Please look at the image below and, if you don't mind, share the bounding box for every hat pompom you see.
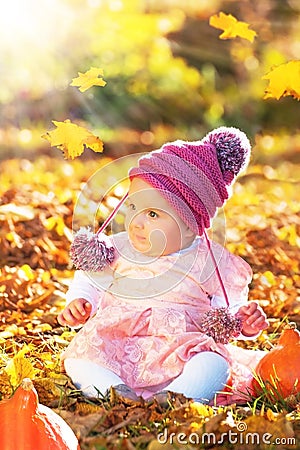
[198,307,243,344]
[70,227,115,271]
[202,126,251,184]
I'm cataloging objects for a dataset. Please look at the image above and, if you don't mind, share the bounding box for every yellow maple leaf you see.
[209,12,257,42]
[262,60,300,100]
[42,119,104,159]
[5,345,36,387]
[70,67,107,92]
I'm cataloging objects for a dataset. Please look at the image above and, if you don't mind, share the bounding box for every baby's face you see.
[125,178,195,256]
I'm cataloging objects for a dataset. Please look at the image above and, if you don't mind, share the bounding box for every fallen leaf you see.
[209,12,257,42]
[0,370,13,399]
[5,345,36,387]
[0,144,299,449]
[148,440,175,450]
[19,264,35,281]
[70,67,107,92]
[189,401,214,418]
[241,413,296,449]
[262,60,300,100]
[58,409,107,440]
[0,203,35,220]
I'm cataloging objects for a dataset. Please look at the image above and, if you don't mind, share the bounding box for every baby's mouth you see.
[133,233,147,242]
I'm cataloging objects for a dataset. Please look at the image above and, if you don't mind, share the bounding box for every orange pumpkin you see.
[253,323,300,399]
[0,378,80,450]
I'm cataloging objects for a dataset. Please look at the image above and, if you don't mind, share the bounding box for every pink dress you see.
[61,233,265,401]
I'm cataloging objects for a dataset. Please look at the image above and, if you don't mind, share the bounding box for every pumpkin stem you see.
[13,378,39,413]
[284,322,297,330]
[21,378,34,391]
[279,322,300,346]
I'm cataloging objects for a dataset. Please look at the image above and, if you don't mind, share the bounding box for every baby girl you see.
[58,127,268,403]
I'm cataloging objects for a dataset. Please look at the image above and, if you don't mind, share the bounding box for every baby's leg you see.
[164,351,229,403]
[64,358,124,397]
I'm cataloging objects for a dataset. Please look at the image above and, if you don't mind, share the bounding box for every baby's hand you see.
[57,298,92,327]
[237,301,268,337]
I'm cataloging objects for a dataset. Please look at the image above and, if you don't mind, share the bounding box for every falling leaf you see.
[262,60,300,100]
[42,119,104,159]
[209,12,257,42]
[70,67,107,92]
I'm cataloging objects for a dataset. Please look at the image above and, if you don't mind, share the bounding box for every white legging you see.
[64,351,229,402]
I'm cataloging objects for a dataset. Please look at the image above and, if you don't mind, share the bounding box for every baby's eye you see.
[148,210,158,218]
[127,203,136,211]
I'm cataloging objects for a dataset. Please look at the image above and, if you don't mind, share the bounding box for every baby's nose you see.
[131,211,146,228]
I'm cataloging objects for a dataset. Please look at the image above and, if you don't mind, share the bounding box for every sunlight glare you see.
[0,0,77,100]
[0,0,62,47]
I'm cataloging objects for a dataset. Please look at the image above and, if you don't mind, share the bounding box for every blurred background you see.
[0,0,299,166]
[0,0,299,353]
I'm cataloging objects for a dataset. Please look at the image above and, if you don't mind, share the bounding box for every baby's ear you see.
[183,226,196,240]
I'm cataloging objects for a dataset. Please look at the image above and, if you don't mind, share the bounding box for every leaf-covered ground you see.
[0,155,299,449]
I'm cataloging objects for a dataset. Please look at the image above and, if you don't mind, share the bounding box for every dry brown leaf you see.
[0,370,13,399]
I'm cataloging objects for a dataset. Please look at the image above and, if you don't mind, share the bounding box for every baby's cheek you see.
[149,229,166,248]
[124,212,133,231]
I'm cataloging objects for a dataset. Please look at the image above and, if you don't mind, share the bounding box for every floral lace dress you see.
[61,232,265,401]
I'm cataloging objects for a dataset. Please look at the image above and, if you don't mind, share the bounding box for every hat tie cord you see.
[203,229,229,308]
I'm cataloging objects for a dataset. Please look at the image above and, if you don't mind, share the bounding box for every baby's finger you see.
[236,305,250,318]
[245,309,261,325]
[70,303,87,320]
[238,302,257,317]
[252,316,268,329]
[60,309,79,327]
[75,302,89,317]
[83,302,92,314]
[247,301,259,314]
[85,301,92,309]
[247,315,268,331]
[57,312,67,326]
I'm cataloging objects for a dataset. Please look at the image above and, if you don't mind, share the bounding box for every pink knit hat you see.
[70,126,251,272]
[129,126,251,235]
